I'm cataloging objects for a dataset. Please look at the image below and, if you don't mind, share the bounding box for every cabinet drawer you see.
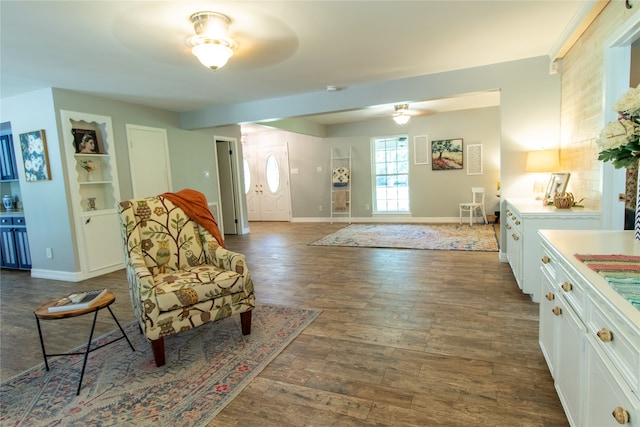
[586,294,640,394]
[540,242,557,281]
[13,216,25,226]
[557,264,586,317]
[0,216,13,225]
[505,206,522,232]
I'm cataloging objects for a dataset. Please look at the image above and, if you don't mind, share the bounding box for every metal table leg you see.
[34,314,49,371]
[76,309,100,395]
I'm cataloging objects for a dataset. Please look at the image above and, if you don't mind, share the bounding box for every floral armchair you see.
[117,193,255,367]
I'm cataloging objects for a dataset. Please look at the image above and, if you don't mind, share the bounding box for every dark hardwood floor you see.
[0,222,567,426]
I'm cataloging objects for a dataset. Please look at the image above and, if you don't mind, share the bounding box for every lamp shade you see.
[525,149,560,172]
[191,43,233,69]
[188,11,236,70]
[393,113,410,125]
[392,104,410,125]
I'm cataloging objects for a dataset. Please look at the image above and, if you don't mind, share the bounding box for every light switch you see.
[316,166,323,172]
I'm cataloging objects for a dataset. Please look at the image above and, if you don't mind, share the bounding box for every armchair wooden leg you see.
[240,311,252,335]
[151,337,166,367]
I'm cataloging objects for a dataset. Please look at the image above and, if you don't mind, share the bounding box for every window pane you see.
[372,136,410,213]
[266,155,280,193]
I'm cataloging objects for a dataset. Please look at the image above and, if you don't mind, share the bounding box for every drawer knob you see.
[506,224,512,230]
[552,306,562,316]
[545,292,555,301]
[612,407,630,424]
[515,220,520,225]
[541,256,550,264]
[561,282,572,292]
[512,234,519,241]
[597,328,613,342]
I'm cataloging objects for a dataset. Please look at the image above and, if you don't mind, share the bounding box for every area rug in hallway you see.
[0,305,320,427]
[309,223,499,251]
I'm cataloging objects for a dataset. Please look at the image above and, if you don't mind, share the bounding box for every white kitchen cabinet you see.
[505,199,599,302]
[554,290,586,427]
[584,334,639,426]
[539,268,558,377]
[538,230,640,427]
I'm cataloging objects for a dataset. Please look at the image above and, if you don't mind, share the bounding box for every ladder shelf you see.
[330,147,352,224]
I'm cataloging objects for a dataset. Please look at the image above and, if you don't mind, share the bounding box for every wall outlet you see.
[319,205,323,211]
[46,248,53,259]
[365,203,370,210]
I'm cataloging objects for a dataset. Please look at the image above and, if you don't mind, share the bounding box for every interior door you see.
[245,144,291,221]
[216,139,238,234]
[126,124,172,198]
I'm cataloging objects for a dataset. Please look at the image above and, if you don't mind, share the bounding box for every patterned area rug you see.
[575,254,640,309]
[0,305,320,426]
[309,223,499,251]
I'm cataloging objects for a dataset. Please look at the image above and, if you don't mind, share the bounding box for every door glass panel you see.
[243,158,251,194]
[266,155,279,193]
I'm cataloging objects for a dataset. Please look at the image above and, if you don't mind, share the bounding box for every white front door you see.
[245,144,291,221]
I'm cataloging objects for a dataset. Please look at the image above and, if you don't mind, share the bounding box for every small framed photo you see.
[431,138,463,170]
[72,128,101,154]
[19,129,51,181]
[544,172,571,203]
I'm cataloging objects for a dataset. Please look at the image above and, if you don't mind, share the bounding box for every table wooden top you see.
[34,291,116,319]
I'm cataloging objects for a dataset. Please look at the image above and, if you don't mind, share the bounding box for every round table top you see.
[34,291,116,319]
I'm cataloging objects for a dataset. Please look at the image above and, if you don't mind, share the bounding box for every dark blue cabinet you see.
[0,216,31,269]
[0,132,18,181]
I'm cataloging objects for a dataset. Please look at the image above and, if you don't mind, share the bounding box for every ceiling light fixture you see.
[393,104,411,125]
[188,11,237,70]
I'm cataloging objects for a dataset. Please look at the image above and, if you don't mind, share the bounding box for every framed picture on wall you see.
[72,128,101,154]
[19,129,51,181]
[431,138,463,170]
[413,135,429,165]
[466,144,483,175]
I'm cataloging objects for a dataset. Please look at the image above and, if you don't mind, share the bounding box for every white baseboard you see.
[30,269,83,282]
[291,216,489,224]
[30,265,124,282]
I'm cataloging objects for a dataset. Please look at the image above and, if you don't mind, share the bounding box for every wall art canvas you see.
[431,138,463,170]
[72,128,101,154]
[19,129,51,181]
[466,144,483,175]
[413,135,429,165]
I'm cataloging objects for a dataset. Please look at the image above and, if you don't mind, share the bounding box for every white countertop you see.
[507,198,599,215]
[538,229,640,328]
[0,210,24,216]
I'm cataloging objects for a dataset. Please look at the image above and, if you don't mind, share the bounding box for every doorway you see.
[244,143,291,221]
[215,137,241,234]
[602,12,640,229]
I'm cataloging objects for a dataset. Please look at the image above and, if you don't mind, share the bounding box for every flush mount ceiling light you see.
[393,104,411,125]
[188,11,237,70]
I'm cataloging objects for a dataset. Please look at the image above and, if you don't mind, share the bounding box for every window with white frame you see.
[372,135,410,213]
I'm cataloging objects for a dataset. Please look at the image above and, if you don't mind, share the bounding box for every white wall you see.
[246,106,500,220]
[1,88,77,272]
[1,88,225,278]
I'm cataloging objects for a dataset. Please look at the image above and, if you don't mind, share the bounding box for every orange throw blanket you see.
[161,189,224,248]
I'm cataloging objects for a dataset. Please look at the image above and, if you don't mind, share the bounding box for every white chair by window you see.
[459,187,487,225]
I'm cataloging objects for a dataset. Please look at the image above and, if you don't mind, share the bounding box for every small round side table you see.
[34,291,135,395]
